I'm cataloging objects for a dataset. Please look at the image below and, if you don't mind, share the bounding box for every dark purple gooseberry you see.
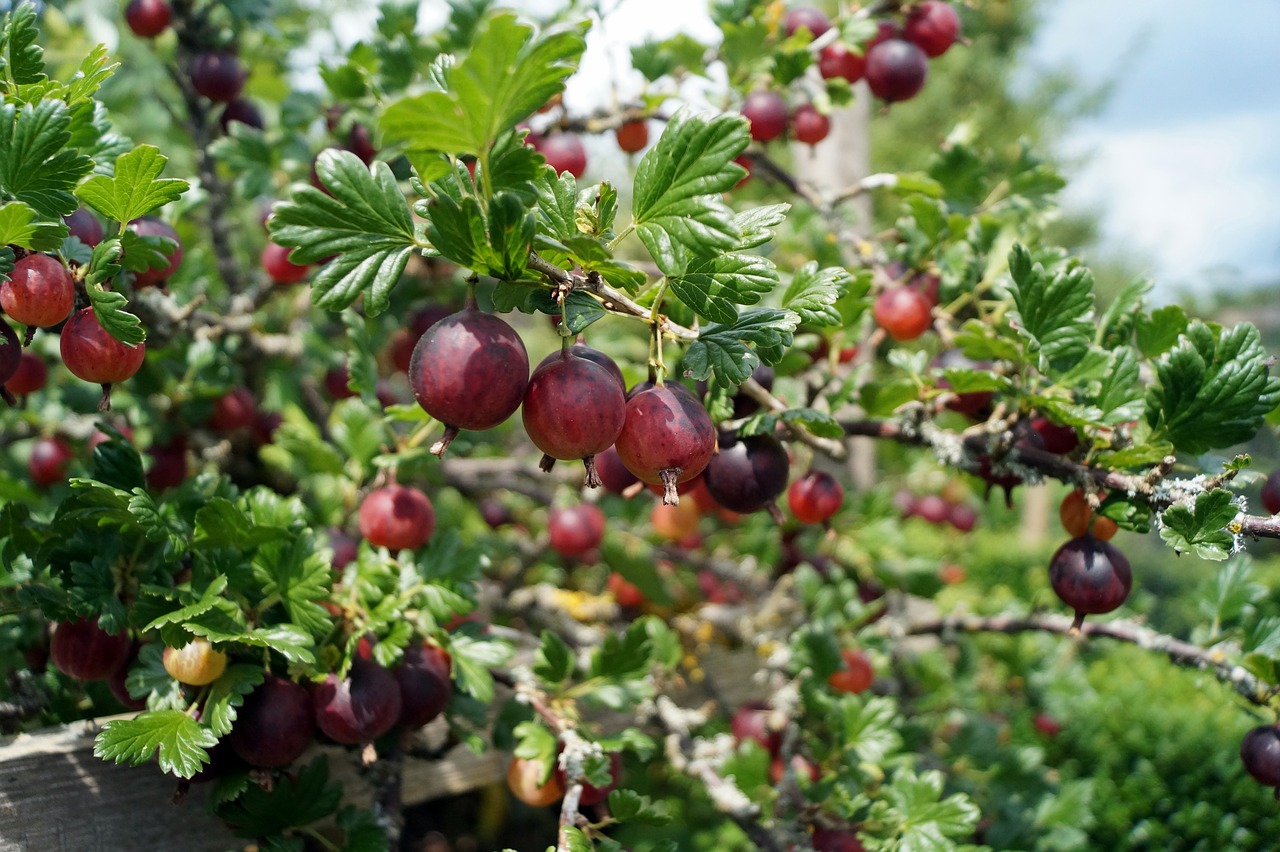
[228,675,316,768]
[49,617,131,681]
[395,644,452,729]
[614,384,717,505]
[408,306,530,457]
[218,98,264,133]
[1241,725,1280,788]
[864,39,929,102]
[703,432,790,517]
[314,656,403,745]
[479,497,514,529]
[903,0,961,58]
[537,342,625,393]
[127,217,184,287]
[522,351,627,487]
[742,91,789,143]
[0,318,19,397]
[65,208,105,247]
[783,6,832,39]
[189,50,246,103]
[1030,417,1080,455]
[1048,535,1132,631]
[596,445,640,495]
[1262,470,1280,516]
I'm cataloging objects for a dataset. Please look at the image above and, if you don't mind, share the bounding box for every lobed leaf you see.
[94,710,218,779]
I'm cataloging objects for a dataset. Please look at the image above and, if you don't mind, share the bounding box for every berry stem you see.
[429,424,459,458]
[98,383,114,412]
[583,454,601,489]
[659,467,682,506]
[538,453,557,474]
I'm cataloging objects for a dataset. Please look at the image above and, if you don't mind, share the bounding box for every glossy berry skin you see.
[209,387,257,432]
[218,98,264,133]
[818,43,866,83]
[788,470,844,524]
[548,503,605,559]
[1241,725,1280,787]
[395,643,452,729]
[596,445,639,495]
[537,343,625,393]
[60,307,146,386]
[124,0,171,37]
[948,501,978,532]
[358,485,435,551]
[811,827,866,852]
[791,104,831,146]
[127,217,183,287]
[828,648,874,694]
[314,656,403,745]
[742,91,789,143]
[228,675,316,768]
[538,133,587,178]
[65,208,105,247]
[507,756,565,807]
[522,352,626,485]
[615,385,716,505]
[783,6,831,39]
[162,638,228,686]
[874,285,933,340]
[1059,489,1117,541]
[29,436,73,488]
[0,319,19,388]
[347,124,377,163]
[189,51,246,103]
[1049,535,1132,628]
[261,242,309,284]
[704,433,790,515]
[615,120,649,153]
[7,351,47,396]
[731,703,781,754]
[1031,417,1079,455]
[1263,471,1280,515]
[904,1,961,57]
[1,254,75,328]
[864,39,929,103]
[912,494,949,525]
[409,307,529,456]
[50,618,131,681]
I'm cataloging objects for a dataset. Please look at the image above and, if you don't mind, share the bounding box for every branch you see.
[737,377,847,460]
[901,612,1278,706]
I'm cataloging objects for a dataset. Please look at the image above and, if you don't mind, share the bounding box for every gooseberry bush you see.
[4,1,1280,850]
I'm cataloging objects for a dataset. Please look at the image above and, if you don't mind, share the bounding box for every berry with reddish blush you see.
[788,470,844,524]
[124,0,171,37]
[208,387,257,433]
[0,319,19,393]
[651,499,700,542]
[522,350,626,487]
[218,98,264,133]
[1241,725,1280,787]
[731,703,781,754]
[228,675,316,768]
[537,133,588,178]
[827,648,874,694]
[29,436,73,488]
[932,349,994,417]
[189,50,246,103]
[742,91,789,143]
[329,527,358,570]
[911,494,949,524]
[127,217,184,287]
[608,572,646,608]
[939,563,966,584]
[507,756,565,807]
[314,656,403,745]
[1032,713,1062,738]
[59,307,147,410]
[866,20,902,51]
[408,306,530,456]
[818,43,866,83]
[50,617,131,681]
[1,253,75,328]
[864,39,929,102]
[395,643,452,729]
[389,304,452,374]
[1031,416,1079,455]
[1262,471,1280,515]
[873,285,933,340]
[615,384,716,505]
[536,343,626,393]
[107,645,147,710]
[347,124,377,163]
[548,503,605,559]
[615,119,649,153]
[7,351,47,396]
[65,208,105,247]
[1058,489,1118,540]
[146,437,187,490]
[903,1,961,57]
[947,501,978,532]
[704,432,790,515]
[791,104,831,146]
[783,6,831,39]
[480,498,514,529]
[358,484,435,551]
[162,638,228,686]
[261,241,310,284]
[1049,535,1131,630]
[811,827,866,852]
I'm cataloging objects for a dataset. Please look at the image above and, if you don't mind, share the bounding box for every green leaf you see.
[1159,489,1239,561]
[85,274,146,346]
[589,621,652,680]
[426,190,532,279]
[534,630,575,687]
[1092,347,1144,424]
[194,499,290,550]
[336,807,390,852]
[683,308,800,387]
[0,100,93,218]
[667,251,777,323]
[270,150,418,315]
[216,756,342,837]
[607,788,672,825]
[240,624,316,665]
[449,630,513,703]
[1135,304,1188,358]
[1146,321,1280,454]
[94,710,217,779]
[203,665,265,737]
[141,575,232,632]
[91,426,145,490]
[733,203,789,250]
[0,199,63,250]
[1005,244,1093,371]
[841,695,902,763]
[251,533,334,639]
[513,721,558,770]
[781,408,843,439]
[877,769,981,849]
[632,112,748,274]
[782,262,852,327]
[629,33,708,82]
[75,145,188,224]
[1199,558,1265,629]
[1,5,45,85]
[380,13,588,156]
